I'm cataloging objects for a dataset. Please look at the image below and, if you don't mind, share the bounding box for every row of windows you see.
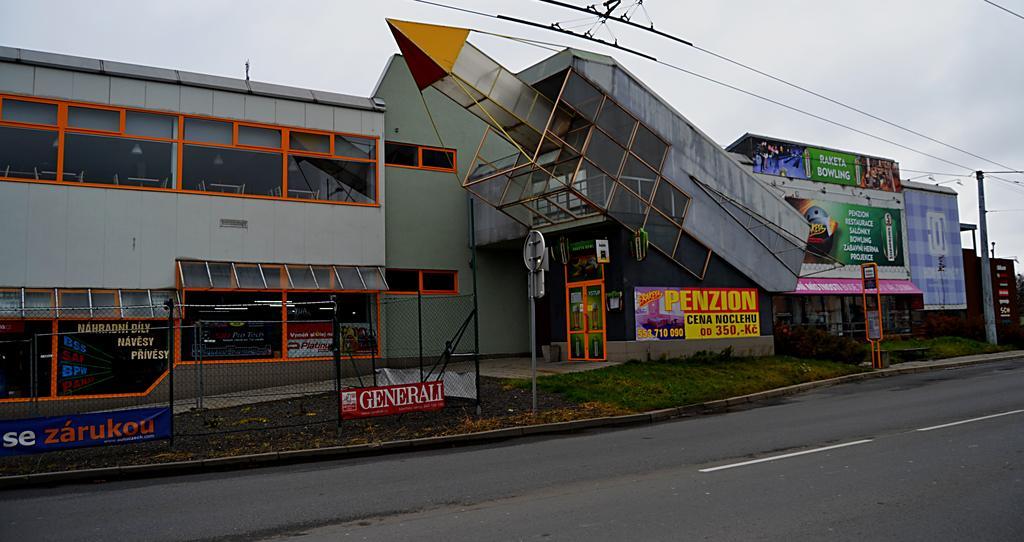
[384,142,456,172]
[384,269,458,294]
[177,261,388,291]
[0,95,378,205]
[0,288,177,318]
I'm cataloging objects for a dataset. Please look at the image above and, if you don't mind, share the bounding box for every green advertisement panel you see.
[787,197,904,266]
[805,147,858,186]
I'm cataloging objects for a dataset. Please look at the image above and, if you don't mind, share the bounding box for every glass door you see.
[566,281,606,361]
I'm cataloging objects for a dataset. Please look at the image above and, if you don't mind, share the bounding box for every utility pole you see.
[976,171,998,344]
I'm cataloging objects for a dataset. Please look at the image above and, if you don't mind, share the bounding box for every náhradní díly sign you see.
[634,287,760,341]
[1,407,171,456]
[787,197,904,267]
[340,381,444,419]
[57,320,169,396]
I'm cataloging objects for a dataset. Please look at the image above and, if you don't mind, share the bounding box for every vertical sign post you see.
[523,230,547,415]
[860,263,884,368]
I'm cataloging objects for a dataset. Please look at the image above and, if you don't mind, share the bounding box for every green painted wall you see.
[375,55,529,356]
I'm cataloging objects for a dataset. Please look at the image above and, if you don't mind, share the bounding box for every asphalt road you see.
[2,359,1023,541]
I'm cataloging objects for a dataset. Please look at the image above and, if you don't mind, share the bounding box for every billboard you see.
[747,137,901,192]
[634,287,760,341]
[787,198,904,267]
[904,189,966,309]
[1,407,171,456]
[340,381,444,419]
[57,320,169,396]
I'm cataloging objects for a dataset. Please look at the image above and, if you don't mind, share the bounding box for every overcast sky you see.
[4,0,1023,264]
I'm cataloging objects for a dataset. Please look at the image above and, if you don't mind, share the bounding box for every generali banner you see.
[340,381,445,420]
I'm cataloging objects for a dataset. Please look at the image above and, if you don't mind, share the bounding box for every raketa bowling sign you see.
[340,381,445,419]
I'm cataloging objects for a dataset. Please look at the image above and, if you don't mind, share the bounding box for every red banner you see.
[0,321,25,334]
[340,381,445,419]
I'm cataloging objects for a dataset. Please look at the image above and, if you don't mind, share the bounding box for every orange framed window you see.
[384,141,456,173]
[384,269,458,295]
[0,93,379,206]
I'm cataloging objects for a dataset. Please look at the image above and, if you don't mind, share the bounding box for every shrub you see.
[997,324,1024,348]
[921,313,984,340]
[774,325,868,364]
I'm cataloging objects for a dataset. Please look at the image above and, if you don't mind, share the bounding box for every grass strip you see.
[880,336,1010,362]
[511,353,865,413]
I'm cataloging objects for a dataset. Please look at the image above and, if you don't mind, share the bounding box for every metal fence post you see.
[417,290,423,382]
[469,198,481,414]
[165,299,175,448]
[332,295,342,437]
[196,322,204,410]
[30,334,39,416]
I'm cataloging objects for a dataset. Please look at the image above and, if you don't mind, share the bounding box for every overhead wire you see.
[414,0,992,175]
[982,0,1024,21]
[412,0,1024,206]
[533,0,1024,175]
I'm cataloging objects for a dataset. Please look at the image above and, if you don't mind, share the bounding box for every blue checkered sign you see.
[904,189,966,308]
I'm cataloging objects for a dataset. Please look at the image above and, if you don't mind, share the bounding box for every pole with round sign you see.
[523,230,546,414]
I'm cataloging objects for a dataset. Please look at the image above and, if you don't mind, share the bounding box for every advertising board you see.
[196,321,275,359]
[904,189,966,308]
[286,321,333,358]
[786,197,904,267]
[806,147,858,186]
[567,239,603,282]
[286,322,375,358]
[340,381,444,419]
[634,287,760,341]
[57,320,169,396]
[0,407,171,456]
[746,136,901,192]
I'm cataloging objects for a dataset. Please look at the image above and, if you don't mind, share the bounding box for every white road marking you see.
[915,409,1024,432]
[698,439,874,473]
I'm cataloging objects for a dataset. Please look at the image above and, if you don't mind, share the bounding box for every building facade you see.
[386,20,810,362]
[727,134,926,337]
[0,47,387,407]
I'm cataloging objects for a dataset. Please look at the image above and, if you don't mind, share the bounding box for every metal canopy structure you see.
[388,19,808,291]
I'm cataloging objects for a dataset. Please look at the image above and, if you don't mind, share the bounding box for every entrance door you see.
[566,281,606,361]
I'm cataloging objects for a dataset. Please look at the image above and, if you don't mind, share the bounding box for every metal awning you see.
[787,278,923,296]
[177,260,388,291]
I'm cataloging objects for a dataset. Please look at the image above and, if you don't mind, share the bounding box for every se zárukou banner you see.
[787,198,904,267]
[1,407,171,456]
[634,287,760,341]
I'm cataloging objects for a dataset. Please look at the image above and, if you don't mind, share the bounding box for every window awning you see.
[177,260,388,291]
[787,278,923,296]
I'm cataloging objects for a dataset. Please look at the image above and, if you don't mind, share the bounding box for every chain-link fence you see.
[0,293,480,442]
[379,294,479,406]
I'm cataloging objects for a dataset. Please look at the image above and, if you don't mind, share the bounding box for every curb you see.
[3,351,1021,490]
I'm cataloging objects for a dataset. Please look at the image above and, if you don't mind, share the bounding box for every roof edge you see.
[0,45,384,112]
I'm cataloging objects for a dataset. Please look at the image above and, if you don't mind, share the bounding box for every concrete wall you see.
[374,56,529,356]
[0,183,386,289]
[0,60,387,289]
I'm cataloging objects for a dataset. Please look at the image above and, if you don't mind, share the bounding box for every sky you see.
[3,0,1024,264]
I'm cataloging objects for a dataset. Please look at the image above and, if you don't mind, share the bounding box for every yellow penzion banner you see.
[634,287,761,341]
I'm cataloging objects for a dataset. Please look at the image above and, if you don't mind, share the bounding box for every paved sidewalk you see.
[162,350,1024,413]
[478,357,624,379]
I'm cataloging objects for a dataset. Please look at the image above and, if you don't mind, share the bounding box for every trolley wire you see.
[411,0,1012,179]
[982,0,1024,21]
[533,0,1024,175]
